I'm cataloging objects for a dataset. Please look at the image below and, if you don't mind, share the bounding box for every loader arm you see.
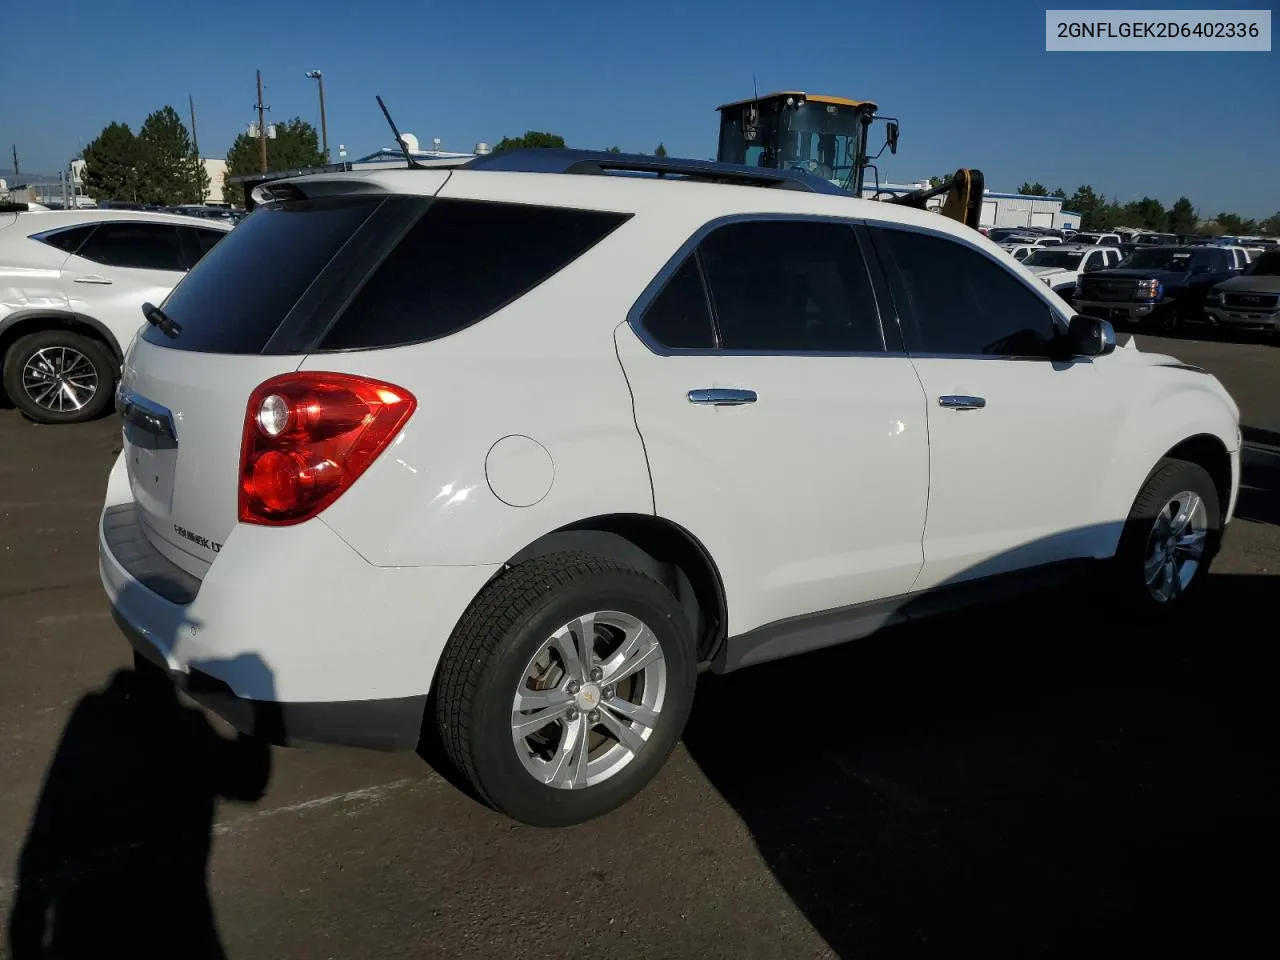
[884,168,985,231]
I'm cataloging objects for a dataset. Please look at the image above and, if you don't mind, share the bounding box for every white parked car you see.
[1022,244,1123,299]
[0,208,231,423]
[99,151,1242,827]
[1069,232,1123,248]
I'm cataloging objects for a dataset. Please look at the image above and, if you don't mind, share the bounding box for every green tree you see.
[1215,211,1259,235]
[137,106,207,205]
[493,131,567,152]
[1261,211,1280,235]
[1167,196,1197,235]
[606,145,622,153]
[1122,196,1169,232]
[81,122,143,202]
[1066,185,1103,229]
[653,142,668,157]
[1018,182,1048,196]
[1050,187,1067,199]
[222,117,327,208]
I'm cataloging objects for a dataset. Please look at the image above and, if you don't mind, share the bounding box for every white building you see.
[860,180,1082,231]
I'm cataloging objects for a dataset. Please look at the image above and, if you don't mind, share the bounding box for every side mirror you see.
[1063,314,1116,357]
[886,122,899,155]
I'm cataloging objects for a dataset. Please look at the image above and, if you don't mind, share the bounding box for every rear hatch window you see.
[143,195,385,354]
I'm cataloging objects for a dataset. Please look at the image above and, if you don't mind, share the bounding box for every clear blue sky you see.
[3,0,1276,217]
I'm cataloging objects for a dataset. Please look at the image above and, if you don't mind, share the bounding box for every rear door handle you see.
[938,395,986,410]
[73,275,113,285]
[688,388,757,406]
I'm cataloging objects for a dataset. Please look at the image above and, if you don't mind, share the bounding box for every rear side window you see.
[318,199,630,350]
[33,224,97,254]
[698,220,883,352]
[77,222,185,272]
[147,196,383,353]
[640,257,717,349]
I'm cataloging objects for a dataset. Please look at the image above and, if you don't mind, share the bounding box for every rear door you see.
[614,217,930,638]
[117,182,447,577]
[61,220,189,347]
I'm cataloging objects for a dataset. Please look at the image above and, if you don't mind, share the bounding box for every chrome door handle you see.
[73,275,113,285]
[688,388,757,406]
[938,395,986,410]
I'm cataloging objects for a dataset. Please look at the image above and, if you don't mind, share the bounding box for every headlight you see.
[1133,279,1162,300]
[1206,291,1223,304]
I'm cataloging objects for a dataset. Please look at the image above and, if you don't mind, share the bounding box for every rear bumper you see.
[98,451,500,751]
[118,610,427,751]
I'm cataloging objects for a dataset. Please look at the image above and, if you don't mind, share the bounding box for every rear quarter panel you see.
[301,209,694,568]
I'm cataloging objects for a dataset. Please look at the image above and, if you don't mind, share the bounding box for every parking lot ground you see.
[1,334,1277,959]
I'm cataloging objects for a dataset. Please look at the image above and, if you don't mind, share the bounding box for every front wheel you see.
[434,552,697,827]
[1112,457,1221,614]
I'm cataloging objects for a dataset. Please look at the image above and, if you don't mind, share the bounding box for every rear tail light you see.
[238,372,416,526]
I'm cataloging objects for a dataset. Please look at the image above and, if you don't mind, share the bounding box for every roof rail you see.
[462,148,847,195]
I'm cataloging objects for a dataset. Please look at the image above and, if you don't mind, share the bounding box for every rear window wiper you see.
[141,301,182,338]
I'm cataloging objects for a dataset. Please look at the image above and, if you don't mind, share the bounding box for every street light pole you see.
[305,70,328,162]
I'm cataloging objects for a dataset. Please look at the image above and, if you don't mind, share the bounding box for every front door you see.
[868,222,1127,592]
[615,217,931,637]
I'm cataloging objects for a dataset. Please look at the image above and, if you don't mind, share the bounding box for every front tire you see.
[434,551,697,827]
[2,330,116,424]
[1112,458,1221,614]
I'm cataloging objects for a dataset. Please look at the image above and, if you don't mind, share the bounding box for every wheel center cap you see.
[575,683,602,712]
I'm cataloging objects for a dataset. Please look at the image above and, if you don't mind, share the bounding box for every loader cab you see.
[715,92,881,194]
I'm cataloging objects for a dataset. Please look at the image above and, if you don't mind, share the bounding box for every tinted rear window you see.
[34,223,97,254]
[317,199,630,350]
[144,196,382,353]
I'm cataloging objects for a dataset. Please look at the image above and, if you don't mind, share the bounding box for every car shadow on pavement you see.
[6,643,278,960]
[683,572,1279,959]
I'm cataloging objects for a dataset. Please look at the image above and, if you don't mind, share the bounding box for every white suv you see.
[99,151,1242,827]
[0,208,231,423]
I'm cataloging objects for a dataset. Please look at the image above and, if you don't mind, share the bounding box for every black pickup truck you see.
[1073,245,1240,331]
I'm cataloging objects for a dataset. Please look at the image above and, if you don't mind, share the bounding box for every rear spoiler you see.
[233,158,472,212]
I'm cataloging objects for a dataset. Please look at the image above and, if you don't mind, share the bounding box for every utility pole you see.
[189,94,200,157]
[305,70,328,162]
[256,70,268,173]
[11,144,18,177]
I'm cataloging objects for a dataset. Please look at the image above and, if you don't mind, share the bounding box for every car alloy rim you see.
[511,610,668,790]
[21,346,99,413]
[1143,489,1208,602]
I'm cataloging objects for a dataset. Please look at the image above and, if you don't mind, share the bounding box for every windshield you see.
[1025,250,1084,269]
[776,102,866,186]
[1246,251,1280,276]
[1072,233,1102,244]
[1117,248,1221,271]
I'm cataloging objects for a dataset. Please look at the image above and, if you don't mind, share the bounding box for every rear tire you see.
[1111,457,1221,615]
[2,330,116,424]
[434,551,697,827]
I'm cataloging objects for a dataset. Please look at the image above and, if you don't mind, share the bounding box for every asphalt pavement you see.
[1,332,1277,959]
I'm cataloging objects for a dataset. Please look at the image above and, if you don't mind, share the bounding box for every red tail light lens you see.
[239,372,416,526]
